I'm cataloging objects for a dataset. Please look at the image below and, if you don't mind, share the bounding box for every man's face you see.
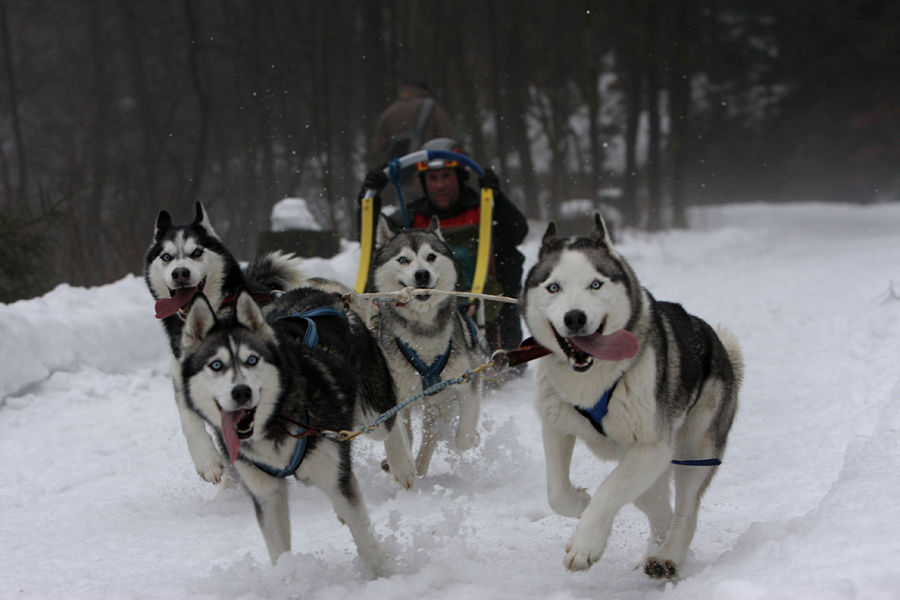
[424,168,460,210]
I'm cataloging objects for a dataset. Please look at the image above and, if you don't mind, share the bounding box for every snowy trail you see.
[1,202,899,599]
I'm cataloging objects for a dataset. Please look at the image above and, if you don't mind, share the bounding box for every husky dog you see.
[145,201,306,484]
[180,287,405,571]
[371,214,483,477]
[521,214,743,579]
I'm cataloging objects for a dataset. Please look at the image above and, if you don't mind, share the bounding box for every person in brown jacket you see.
[372,80,455,162]
[372,80,456,201]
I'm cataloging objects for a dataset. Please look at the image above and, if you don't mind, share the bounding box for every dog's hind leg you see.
[644,462,716,579]
[173,361,224,483]
[564,442,672,572]
[633,469,673,564]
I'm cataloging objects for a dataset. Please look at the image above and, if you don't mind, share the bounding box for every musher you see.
[360,138,529,356]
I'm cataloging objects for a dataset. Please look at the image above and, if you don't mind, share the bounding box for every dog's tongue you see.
[569,329,640,361]
[154,287,197,319]
[220,409,247,465]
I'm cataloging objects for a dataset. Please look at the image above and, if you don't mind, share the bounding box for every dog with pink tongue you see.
[520,213,743,580]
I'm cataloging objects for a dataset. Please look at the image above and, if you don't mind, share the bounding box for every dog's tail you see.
[715,324,744,390]
[244,251,306,292]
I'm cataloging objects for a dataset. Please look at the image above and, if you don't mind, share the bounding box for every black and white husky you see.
[179,287,404,571]
[371,214,483,478]
[145,202,306,484]
[521,214,743,579]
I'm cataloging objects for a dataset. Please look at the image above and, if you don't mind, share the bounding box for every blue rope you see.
[388,159,409,228]
[356,369,477,436]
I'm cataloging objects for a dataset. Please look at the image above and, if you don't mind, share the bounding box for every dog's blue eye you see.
[397,256,409,264]
[161,253,172,262]
[191,249,204,258]
[547,283,560,293]
[590,280,603,290]
[209,360,224,371]
[246,355,258,366]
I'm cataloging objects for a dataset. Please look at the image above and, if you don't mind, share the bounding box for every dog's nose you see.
[414,269,431,287]
[564,310,587,333]
[172,266,191,285]
[231,384,253,406]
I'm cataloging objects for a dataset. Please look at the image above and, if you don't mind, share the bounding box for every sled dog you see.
[371,214,483,477]
[180,287,406,571]
[145,201,305,484]
[521,213,742,579]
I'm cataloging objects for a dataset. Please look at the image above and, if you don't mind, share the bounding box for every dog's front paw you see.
[455,429,480,451]
[564,531,605,572]
[382,458,416,490]
[190,443,225,484]
[644,557,678,579]
[549,486,590,518]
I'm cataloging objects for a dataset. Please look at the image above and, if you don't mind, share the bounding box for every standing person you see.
[360,138,529,357]
[371,80,455,200]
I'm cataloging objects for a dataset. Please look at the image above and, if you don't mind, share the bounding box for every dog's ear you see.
[182,294,217,354]
[235,290,274,340]
[375,213,398,248]
[538,221,558,258]
[425,215,445,240]
[155,210,173,240]
[193,202,221,240]
[590,212,613,247]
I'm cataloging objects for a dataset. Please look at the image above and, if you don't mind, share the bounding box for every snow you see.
[271,198,323,231]
[2,201,900,600]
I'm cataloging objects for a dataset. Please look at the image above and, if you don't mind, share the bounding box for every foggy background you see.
[0,0,897,302]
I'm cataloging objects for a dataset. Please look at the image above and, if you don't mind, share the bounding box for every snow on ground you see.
[1,201,899,600]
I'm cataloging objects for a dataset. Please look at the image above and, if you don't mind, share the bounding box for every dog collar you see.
[396,338,452,394]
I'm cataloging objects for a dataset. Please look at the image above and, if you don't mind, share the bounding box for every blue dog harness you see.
[247,305,347,478]
[573,381,722,467]
[396,338,452,395]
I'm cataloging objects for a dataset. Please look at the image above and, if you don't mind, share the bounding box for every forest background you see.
[0,0,898,301]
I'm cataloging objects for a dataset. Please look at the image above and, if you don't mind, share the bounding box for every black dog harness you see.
[247,306,347,478]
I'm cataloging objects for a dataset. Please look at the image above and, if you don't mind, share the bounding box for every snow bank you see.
[0,275,169,397]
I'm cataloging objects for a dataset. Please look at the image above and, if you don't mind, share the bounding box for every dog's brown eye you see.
[191,248,204,258]
[426,253,436,262]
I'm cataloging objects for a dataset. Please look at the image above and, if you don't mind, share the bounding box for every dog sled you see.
[354,148,496,323]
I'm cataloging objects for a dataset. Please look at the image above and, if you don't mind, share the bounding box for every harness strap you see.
[251,411,311,479]
[247,306,347,478]
[219,291,276,309]
[396,337,452,394]
[572,383,722,467]
[270,306,347,349]
[574,381,619,437]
